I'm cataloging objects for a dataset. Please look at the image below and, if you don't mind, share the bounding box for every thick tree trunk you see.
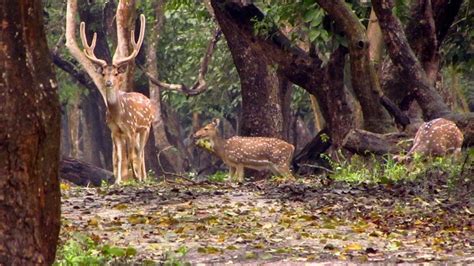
[322,47,356,148]
[0,0,61,264]
[67,94,82,158]
[213,0,289,139]
[210,0,328,121]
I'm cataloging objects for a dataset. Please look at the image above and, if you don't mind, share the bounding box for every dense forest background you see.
[43,0,473,180]
[1,0,473,264]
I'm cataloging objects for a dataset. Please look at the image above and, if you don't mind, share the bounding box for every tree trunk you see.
[367,8,384,72]
[147,0,186,174]
[316,0,396,133]
[81,89,113,168]
[213,0,290,139]
[67,93,82,158]
[0,0,61,264]
[374,0,453,119]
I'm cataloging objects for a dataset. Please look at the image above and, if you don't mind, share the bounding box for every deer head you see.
[192,118,220,141]
[79,14,145,91]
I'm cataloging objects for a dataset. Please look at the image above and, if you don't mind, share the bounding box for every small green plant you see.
[162,245,190,266]
[54,233,137,265]
[207,171,228,182]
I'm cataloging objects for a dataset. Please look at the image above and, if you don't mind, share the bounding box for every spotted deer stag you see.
[396,118,464,162]
[80,15,155,184]
[193,119,295,182]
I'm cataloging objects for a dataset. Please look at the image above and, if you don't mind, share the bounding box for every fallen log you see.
[292,128,332,174]
[342,129,410,155]
[60,157,114,186]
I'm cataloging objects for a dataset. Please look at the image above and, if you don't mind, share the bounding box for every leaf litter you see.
[60,175,473,264]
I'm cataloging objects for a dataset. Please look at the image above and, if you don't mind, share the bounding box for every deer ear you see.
[212,118,220,127]
[117,64,128,74]
[95,65,104,74]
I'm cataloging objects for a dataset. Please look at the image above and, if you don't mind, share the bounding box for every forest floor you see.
[60,174,473,265]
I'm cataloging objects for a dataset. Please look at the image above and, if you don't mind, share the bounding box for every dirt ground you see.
[60,175,473,264]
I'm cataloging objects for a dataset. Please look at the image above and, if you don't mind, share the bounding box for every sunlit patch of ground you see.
[59,175,473,264]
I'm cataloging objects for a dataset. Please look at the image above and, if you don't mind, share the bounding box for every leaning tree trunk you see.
[373,0,450,120]
[0,0,61,264]
[316,0,396,133]
[147,0,185,174]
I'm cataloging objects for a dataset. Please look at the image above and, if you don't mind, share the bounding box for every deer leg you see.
[228,166,236,180]
[120,139,129,182]
[139,129,150,181]
[235,165,244,183]
[129,134,141,181]
[278,165,295,180]
[115,137,124,184]
[112,135,118,179]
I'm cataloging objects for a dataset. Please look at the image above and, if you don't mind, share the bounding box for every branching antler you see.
[113,14,146,67]
[80,22,108,67]
[139,27,222,96]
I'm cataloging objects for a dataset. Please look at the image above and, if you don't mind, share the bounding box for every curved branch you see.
[65,0,106,104]
[139,27,222,96]
[51,52,97,92]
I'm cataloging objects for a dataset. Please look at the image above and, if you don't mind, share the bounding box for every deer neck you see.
[210,135,226,159]
[105,87,123,118]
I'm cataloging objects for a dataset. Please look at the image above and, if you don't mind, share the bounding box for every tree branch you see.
[138,27,222,96]
[51,52,97,92]
[65,0,106,104]
[372,0,451,119]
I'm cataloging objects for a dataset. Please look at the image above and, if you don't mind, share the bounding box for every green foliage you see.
[254,0,332,48]
[324,151,467,184]
[157,1,241,132]
[207,171,228,182]
[162,245,190,266]
[54,233,137,265]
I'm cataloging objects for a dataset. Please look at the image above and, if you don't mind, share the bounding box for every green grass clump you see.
[324,149,471,184]
[54,233,137,265]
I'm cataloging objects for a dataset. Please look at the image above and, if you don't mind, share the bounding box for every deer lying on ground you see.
[192,119,295,182]
[395,118,464,162]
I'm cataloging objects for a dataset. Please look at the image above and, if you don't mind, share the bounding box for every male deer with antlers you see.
[79,15,155,184]
[396,118,464,162]
[193,119,295,182]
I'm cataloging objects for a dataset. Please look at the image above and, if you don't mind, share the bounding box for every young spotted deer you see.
[192,119,295,182]
[396,118,464,162]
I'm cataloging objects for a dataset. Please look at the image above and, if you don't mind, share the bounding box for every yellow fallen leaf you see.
[60,182,71,191]
[345,243,363,252]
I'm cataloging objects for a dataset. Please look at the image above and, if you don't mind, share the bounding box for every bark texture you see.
[0,0,61,264]
[316,0,395,133]
[212,0,290,138]
[373,0,451,119]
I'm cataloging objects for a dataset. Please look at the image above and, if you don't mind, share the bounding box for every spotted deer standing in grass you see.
[396,118,464,162]
[192,119,295,182]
